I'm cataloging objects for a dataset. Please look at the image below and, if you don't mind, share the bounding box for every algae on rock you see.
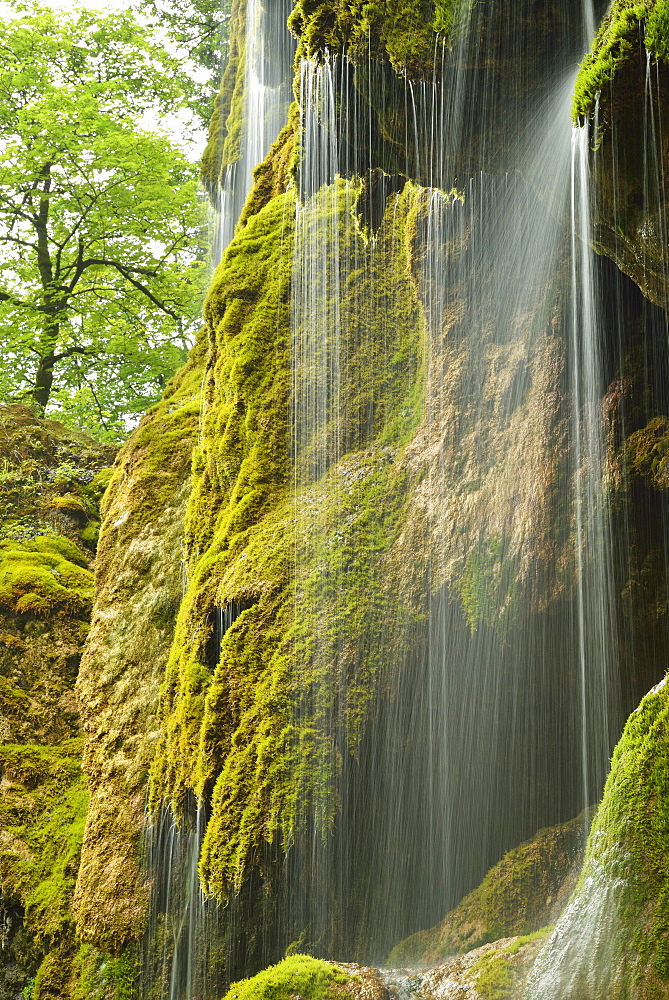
[73,337,205,954]
[388,814,588,966]
[0,406,115,1000]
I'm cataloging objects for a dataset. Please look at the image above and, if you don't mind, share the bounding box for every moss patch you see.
[469,931,551,999]
[572,0,668,122]
[388,814,587,965]
[73,330,206,953]
[148,177,427,910]
[288,0,471,77]
[0,740,88,999]
[201,0,247,193]
[526,679,669,997]
[0,405,116,553]
[624,416,669,489]
[223,956,358,1000]
[0,405,115,999]
[0,537,93,619]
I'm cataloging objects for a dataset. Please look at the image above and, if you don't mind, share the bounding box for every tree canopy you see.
[0,3,209,441]
[138,0,232,124]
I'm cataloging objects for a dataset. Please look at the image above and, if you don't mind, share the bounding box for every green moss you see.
[388,814,587,964]
[624,416,669,489]
[0,536,93,618]
[572,0,668,122]
[288,0,471,76]
[47,495,88,517]
[201,0,247,192]
[0,736,89,999]
[470,930,551,1000]
[585,677,669,987]
[530,679,669,995]
[149,177,427,904]
[646,0,669,58]
[223,956,358,1000]
[0,405,116,553]
[459,534,519,632]
[0,407,113,997]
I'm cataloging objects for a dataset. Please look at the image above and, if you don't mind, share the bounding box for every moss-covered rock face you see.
[388,814,588,966]
[572,0,669,308]
[72,337,205,954]
[525,677,669,1000]
[287,0,593,186]
[0,407,115,1000]
[148,171,428,903]
[222,956,382,1000]
[288,0,462,78]
[384,932,549,999]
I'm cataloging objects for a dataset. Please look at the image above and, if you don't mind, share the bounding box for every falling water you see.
[524,34,669,1000]
[287,17,627,955]
[212,0,294,262]
[143,0,669,992]
[569,122,619,817]
[283,0,669,966]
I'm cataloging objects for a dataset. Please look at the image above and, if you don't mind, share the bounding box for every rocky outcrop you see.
[388,814,588,966]
[0,406,115,1000]
[525,677,669,1000]
[222,956,389,1000]
[72,339,205,953]
[574,0,669,308]
[385,933,548,1000]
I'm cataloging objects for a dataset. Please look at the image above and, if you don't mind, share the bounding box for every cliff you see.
[0,406,115,999]
[65,0,669,995]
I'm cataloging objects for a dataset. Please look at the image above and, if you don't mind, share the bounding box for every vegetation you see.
[0,405,115,999]
[287,0,472,76]
[72,337,205,951]
[223,956,358,1000]
[0,2,208,441]
[146,167,428,911]
[469,931,551,1000]
[572,0,669,121]
[0,536,93,618]
[388,814,587,965]
[526,678,669,997]
[137,0,233,124]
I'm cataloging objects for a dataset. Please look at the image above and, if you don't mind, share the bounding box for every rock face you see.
[0,406,115,999]
[68,0,669,994]
[388,814,588,966]
[524,678,669,1000]
[573,0,669,309]
[383,934,548,1000]
[73,340,204,953]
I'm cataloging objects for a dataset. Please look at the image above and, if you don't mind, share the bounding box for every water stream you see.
[211,0,294,263]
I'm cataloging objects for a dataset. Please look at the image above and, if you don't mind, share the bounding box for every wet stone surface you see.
[380,934,546,1000]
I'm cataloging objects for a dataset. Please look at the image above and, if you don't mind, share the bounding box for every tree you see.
[137,0,233,124]
[0,3,208,440]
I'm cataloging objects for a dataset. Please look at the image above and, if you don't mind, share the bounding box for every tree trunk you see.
[32,347,56,409]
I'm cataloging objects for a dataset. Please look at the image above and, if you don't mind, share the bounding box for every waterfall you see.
[569,123,619,817]
[524,37,669,1000]
[212,0,294,262]
[141,0,669,992]
[285,0,629,952]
